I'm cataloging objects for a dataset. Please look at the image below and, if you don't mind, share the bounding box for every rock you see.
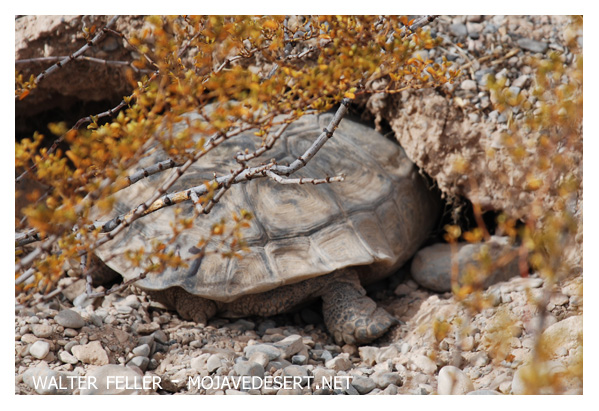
[438,366,474,395]
[371,372,402,389]
[412,355,437,375]
[517,38,548,53]
[133,322,160,334]
[383,384,398,395]
[351,375,376,394]
[71,341,109,365]
[540,315,582,358]
[411,237,519,292]
[283,365,310,386]
[64,328,79,338]
[234,361,265,379]
[206,354,224,373]
[128,356,149,371]
[31,324,53,338]
[55,309,85,329]
[461,336,475,351]
[22,367,74,395]
[377,345,400,363]
[61,279,87,302]
[359,346,379,366]
[243,344,282,361]
[58,350,79,365]
[291,354,307,365]
[313,367,336,387]
[81,364,148,395]
[325,353,352,371]
[29,340,50,359]
[466,22,483,39]
[132,343,151,358]
[147,331,167,346]
[190,353,210,372]
[274,334,304,359]
[248,351,270,368]
[450,23,467,37]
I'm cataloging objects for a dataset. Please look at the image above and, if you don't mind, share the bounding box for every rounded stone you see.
[54,309,86,329]
[29,340,50,359]
[437,365,474,395]
[351,375,376,394]
[31,324,53,338]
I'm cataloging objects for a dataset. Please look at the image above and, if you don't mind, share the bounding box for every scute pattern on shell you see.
[96,112,438,302]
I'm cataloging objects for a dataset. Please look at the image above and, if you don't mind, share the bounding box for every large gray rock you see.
[411,236,520,292]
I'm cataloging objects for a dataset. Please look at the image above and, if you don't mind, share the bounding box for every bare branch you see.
[16,15,120,99]
[265,170,345,185]
[15,55,153,74]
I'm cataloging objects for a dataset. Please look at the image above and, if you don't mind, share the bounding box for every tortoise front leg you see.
[319,270,398,345]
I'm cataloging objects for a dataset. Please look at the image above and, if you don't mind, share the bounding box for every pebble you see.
[282,365,310,386]
[450,23,467,37]
[325,354,352,371]
[31,324,53,338]
[29,340,50,359]
[71,341,109,365]
[81,365,147,395]
[54,310,85,329]
[244,344,282,361]
[412,355,437,375]
[58,350,79,365]
[351,375,376,394]
[64,328,79,338]
[273,334,304,359]
[128,356,150,371]
[291,354,307,365]
[540,315,582,357]
[132,343,151,358]
[358,346,379,366]
[517,38,548,53]
[206,354,224,373]
[248,351,270,368]
[437,366,475,394]
[371,372,402,389]
[234,361,265,378]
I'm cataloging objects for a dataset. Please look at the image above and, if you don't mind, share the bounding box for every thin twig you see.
[16,55,153,74]
[15,15,120,100]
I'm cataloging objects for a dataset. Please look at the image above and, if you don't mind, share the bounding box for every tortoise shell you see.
[96,112,439,302]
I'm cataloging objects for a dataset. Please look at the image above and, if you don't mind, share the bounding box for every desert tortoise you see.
[96,111,440,344]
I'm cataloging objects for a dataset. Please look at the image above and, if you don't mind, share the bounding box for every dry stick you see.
[265,171,345,185]
[15,234,57,273]
[16,55,153,74]
[406,15,439,32]
[15,15,120,100]
[93,99,350,235]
